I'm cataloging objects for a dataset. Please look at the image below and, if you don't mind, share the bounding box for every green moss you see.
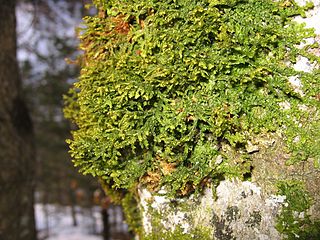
[65,0,319,196]
[121,192,142,234]
[276,180,320,239]
[64,1,320,236]
[143,227,212,240]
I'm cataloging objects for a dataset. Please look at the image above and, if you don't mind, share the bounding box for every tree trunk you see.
[0,1,37,239]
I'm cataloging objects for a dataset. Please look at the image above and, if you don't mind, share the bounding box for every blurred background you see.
[2,0,131,239]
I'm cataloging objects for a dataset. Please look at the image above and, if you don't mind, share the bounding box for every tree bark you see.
[0,1,37,239]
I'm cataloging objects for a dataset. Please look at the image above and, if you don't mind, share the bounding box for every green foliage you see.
[121,191,142,234]
[276,181,320,239]
[64,0,320,198]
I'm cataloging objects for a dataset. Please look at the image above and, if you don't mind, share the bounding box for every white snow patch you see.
[35,204,102,240]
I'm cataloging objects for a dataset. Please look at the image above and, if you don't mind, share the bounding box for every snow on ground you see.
[35,204,130,240]
[35,204,103,240]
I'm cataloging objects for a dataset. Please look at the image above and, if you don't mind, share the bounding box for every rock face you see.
[139,136,320,239]
[140,180,285,239]
[137,1,320,239]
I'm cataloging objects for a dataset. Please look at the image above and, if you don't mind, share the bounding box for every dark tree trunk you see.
[101,208,110,240]
[0,1,37,239]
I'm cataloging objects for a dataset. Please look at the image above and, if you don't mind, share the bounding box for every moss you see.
[64,0,320,237]
[121,192,142,235]
[276,180,320,239]
[143,223,212,240]
[65,0,320,199]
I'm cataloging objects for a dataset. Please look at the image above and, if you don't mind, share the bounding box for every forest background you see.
[2,0,129,239]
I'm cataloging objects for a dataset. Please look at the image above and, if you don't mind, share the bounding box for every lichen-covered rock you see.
[138,133,320,239]
[139,180,286,239]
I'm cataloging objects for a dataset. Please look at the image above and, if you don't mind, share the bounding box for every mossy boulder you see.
[138,133,320,239]
[64,0,320,238]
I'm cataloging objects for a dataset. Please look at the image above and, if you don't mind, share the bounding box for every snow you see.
[35,204,103,240]
[35,203,129,240]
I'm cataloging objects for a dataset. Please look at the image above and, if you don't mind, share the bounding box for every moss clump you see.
[121,191,142,234]
[276,180,320,239]
[64,3,320,237]
[65,0,319,197]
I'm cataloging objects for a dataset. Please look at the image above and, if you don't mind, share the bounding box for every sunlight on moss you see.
[64,0,320,205]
